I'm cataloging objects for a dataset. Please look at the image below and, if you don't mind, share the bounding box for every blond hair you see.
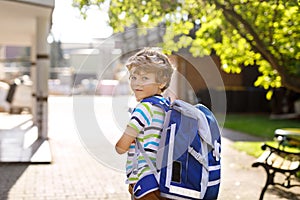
[126,47,174,92]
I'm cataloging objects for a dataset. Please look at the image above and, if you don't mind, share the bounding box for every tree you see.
[73,0,300,98]
[50,40,66,68]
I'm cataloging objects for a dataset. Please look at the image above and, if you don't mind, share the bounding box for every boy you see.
[115,47,174,200]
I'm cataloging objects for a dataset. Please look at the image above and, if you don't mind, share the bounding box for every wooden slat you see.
[265,153,300,171]
[256,150,271,163]
[254,147,300,171]
[267,153,278,165]
[281,159,292,170]
[271,155,284,169]
[289,161,300,171]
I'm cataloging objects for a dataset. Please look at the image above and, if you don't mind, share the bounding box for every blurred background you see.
[0,1,299,199]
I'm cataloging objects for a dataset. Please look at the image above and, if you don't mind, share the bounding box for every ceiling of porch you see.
[0,0,54,46]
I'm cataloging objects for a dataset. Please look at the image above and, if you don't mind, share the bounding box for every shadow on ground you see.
[221,128,267,142]
[0,163,29,200]
[267,186,300,200]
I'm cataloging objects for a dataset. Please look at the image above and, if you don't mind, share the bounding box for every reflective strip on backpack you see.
[200,140,209,199]
[209,165,221,171]
[207,179,221,187]
[165,123,176,188]
[169,185,201,199]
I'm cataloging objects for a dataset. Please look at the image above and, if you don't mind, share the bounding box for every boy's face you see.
[129,68,162,101]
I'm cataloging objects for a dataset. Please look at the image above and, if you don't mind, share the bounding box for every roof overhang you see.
[14,0,54,8]
[0,0,54,46]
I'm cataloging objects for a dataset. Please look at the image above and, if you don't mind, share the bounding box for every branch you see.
[213,1,272,63]
[212,0,300,92]
[269,0,282,60]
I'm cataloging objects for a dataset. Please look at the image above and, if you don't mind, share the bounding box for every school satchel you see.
[135,96,221,200]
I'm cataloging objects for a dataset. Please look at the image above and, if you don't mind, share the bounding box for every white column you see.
[0,46,5,80]
[32,17,50,139]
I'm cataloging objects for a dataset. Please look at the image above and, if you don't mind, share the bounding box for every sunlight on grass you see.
[220,114,300,157]
[232,141,268,157]
[224,114,300,139]
[232,141,300,158]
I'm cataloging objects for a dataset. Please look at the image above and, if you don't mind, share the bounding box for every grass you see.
[232,141,300,158]
[232,141,267,157]
[223,114,300,139]
[223,114,300,157]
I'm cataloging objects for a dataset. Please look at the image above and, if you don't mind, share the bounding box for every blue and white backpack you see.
[133,96,221,200]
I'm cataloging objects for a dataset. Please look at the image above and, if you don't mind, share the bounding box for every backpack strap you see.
[135,96,171,179]
[141,96,170,112]
[136,140,159,178]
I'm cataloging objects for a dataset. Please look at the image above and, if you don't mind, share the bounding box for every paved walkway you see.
[0,96,299,200]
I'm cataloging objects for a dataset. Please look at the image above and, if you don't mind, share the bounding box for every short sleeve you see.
[127,102,153,135]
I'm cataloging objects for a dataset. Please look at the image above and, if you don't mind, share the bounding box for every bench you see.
[252,143,300,200]
[275,128,300,148]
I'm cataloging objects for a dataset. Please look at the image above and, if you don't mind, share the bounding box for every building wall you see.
[175,54,243,92]
[175,53,270,113]
[18,0,54,7]
[61,40,121,85]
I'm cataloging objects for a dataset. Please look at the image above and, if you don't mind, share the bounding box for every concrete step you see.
[0,114,51,163]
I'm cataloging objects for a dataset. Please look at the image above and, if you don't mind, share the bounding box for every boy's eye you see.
[142,76,149,81]
[130,76,137,80]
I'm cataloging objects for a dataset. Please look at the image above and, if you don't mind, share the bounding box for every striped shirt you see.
[125,96,166,184]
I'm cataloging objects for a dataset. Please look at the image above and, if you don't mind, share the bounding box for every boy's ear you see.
[159,83,166,89]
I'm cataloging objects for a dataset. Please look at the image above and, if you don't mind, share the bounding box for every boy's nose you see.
[131,80,141,88]
[131,79,143,86]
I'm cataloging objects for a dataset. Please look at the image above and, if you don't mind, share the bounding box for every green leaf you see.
[73,0,300,95]
[266,90,273,100]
